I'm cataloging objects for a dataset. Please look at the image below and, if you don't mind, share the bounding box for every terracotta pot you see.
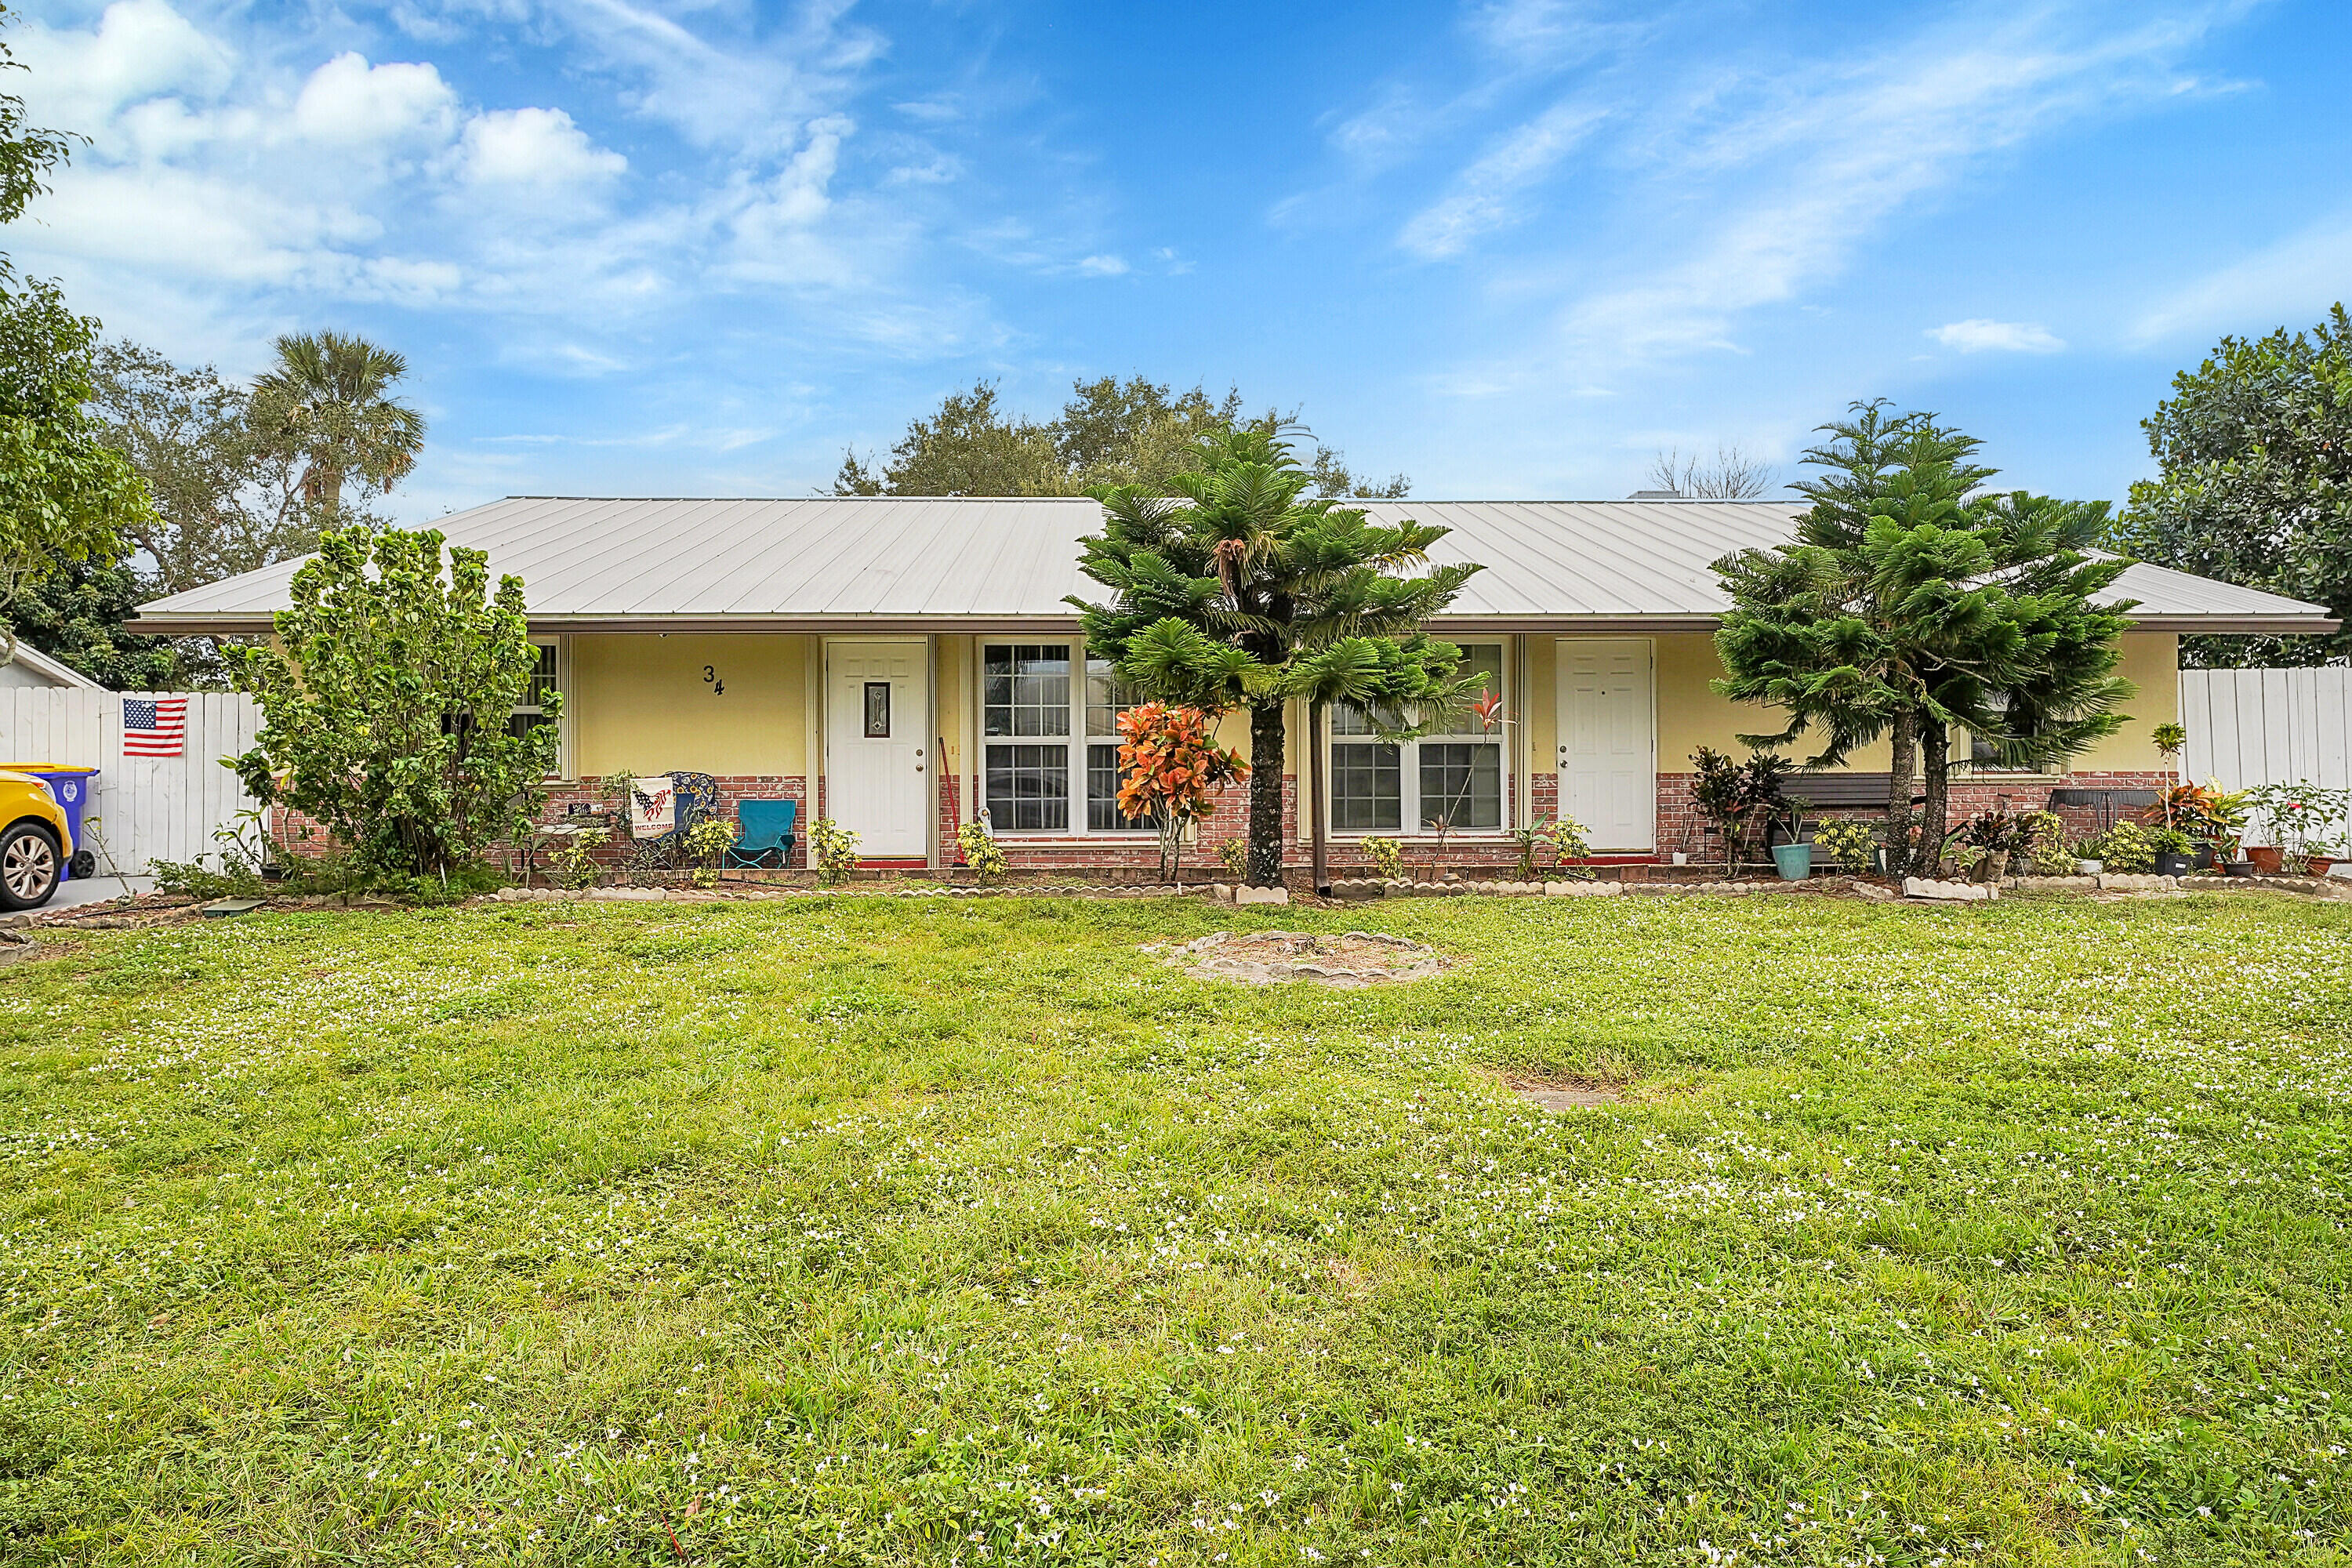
[2309,856,2338,877]
[2247,846,2284,875]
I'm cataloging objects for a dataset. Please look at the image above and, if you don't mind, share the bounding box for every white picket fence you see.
[2180,666,2352,840]
[0,690,262,874]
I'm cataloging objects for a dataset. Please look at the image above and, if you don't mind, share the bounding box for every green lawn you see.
[2,891,2348,1566]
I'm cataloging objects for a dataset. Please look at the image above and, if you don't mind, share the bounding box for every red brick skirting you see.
[269,766,2177,879]
[1655,770,2178,861]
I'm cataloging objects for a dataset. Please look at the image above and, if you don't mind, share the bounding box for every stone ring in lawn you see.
[1146,929,1445,987]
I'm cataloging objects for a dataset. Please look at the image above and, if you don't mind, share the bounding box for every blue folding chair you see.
[724,799,798,869]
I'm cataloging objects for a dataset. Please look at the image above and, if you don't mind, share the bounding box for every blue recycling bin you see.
[1,765,98,880]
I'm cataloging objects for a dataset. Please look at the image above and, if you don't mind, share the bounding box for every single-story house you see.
[130,495,2339,873]
[0,641,104,691]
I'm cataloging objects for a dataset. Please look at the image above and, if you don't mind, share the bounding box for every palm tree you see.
[249,332,425,528]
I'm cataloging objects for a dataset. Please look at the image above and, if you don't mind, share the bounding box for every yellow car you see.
[0,768,73,911]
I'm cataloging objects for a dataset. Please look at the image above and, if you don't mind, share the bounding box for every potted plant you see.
[2149,826,2195,877]
[1768,794,1816,880]
[2246,782,2352,877]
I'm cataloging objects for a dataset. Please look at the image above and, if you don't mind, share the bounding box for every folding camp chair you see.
[724,799,798,869]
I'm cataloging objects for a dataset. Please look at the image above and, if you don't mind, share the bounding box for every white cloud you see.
[461,107,626,189]
[14,0,232,131]
[1076,254,1128,277]
[1530,5,2238,367]
[1928,318,2066,353]
[2132,216,2352,343]
[1400,96,1607,259]
[292,53,459,148]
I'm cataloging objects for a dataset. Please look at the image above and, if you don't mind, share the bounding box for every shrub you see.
[2097,821,2155,873]
[1359,835,1404,881]
[1215,839,1248,879]
[226,527,560,885]
[547,827,609,891]
[1545,815,1595,879]
[956,820,1007,884]
[1113,702,1249,884]
[684,818,739,887]
[1689,746,1791,871]
[808,818,862,887]
[1812,819,1878,872]
[2020,811,2073,874]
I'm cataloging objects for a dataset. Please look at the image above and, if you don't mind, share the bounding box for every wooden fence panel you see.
[0,689,261,874]
[2181,667,2352,842]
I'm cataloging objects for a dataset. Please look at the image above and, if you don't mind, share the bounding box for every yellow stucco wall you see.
[569,633,811,779]
[1552,630,2178,775]
[561,627,2181,790]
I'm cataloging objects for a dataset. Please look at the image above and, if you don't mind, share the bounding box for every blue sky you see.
[6,0,2350,517]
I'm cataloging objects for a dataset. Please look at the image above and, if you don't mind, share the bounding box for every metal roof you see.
[130,494,2339,636]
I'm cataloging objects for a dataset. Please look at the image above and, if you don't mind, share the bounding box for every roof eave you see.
[128,611,2343,637]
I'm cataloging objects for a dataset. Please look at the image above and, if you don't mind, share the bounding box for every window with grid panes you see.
[506,641,561,740]
[1327,643,1505,833]
[1085,656,1153,830]
[982,644,1071,829]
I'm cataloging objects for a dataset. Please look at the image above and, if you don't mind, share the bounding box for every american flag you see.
[123,696,187,757]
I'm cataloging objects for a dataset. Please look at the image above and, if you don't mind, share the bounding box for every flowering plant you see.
[1359,834,1405,881]
[2245,781,2352,869]
[1116,702,1250,884]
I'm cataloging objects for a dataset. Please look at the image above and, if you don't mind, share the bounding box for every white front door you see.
[1556,639,1655,851]
[826,641,930,858]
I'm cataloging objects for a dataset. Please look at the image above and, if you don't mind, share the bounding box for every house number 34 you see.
[702,665,724,695]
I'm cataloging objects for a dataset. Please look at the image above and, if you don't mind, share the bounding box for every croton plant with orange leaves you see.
[1115,702,1250,883]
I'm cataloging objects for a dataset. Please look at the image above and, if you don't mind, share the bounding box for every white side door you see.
[825,642,929,858]
[1555,639,1655,851]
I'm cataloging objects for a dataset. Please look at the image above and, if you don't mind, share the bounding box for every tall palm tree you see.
[249,332,425,528]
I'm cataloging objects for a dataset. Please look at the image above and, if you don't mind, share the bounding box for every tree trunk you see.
[1308,699,1330,893]
[1916,713,1951,877]
[1885,706,1917,875]
[1246,699,1287,887]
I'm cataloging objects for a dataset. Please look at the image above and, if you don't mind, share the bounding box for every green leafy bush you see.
[1812,819,1878,872]
[2020,811,2074,874]
[808,818,861,887]
[226,527,561,884]
[1358,835,1404,880]
[956,820,1007,884]
[547,828,608,891]
[2097,820,2155,873]
[684,818,738,887]
[1544,815,1595,878]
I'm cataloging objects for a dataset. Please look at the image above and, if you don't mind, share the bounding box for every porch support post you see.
[1513,633,1531,832]
[804,637,823,867]
[925,634,941,871]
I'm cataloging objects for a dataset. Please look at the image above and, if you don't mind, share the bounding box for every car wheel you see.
[0,823,61,911]
[68,848,96,879]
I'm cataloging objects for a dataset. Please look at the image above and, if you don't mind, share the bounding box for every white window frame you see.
[1326,642,1509,837]
[976,639,1156,837]
[514,635,572,781]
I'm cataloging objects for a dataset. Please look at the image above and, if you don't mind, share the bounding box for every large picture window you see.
[980,644,1156,833]
[1327,643,1505,833]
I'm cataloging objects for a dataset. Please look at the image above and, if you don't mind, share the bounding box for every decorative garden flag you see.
[630,774,676,837]
[122,696,187,757]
